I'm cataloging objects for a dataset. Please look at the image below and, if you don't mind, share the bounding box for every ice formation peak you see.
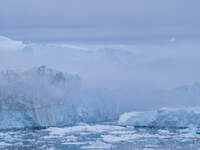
[0,66,81,105]
[1,65,80,86]
[0,36,25,51]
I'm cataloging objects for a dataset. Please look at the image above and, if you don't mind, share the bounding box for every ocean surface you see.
[0,122,200,150]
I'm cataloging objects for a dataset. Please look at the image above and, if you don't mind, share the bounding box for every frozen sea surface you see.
[0,123,200,150]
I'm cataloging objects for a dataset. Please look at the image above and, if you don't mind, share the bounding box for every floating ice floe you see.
[119,107,200,128]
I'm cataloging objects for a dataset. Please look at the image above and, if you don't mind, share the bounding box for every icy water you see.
[0,123,200,150]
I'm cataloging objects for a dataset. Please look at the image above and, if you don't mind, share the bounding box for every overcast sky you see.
[0,0,200,43]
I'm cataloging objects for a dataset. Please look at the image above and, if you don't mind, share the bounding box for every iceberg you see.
[0,66,83,129]
[0,66,120,129]
[119,107,200,128]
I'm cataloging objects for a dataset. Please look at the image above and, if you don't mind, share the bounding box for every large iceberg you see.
[119,107,200,128]
[0,66,82,129]
[0,66,120,129]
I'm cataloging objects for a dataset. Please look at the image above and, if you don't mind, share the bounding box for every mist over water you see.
[1,36,200,150]
[0,36,200,112]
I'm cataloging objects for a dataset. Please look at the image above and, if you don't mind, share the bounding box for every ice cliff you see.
[0,66,120,129]
[0,66,83,129]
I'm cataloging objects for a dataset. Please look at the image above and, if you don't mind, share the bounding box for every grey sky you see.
[0,0,200,43]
